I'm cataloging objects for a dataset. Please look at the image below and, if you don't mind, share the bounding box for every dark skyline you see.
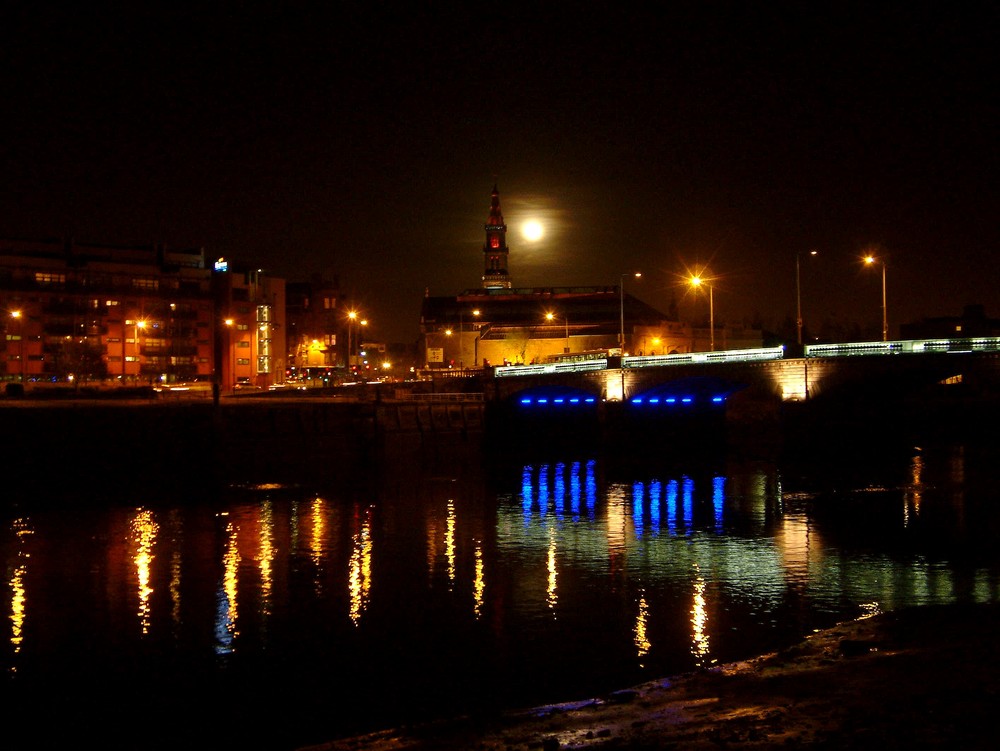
[2,3,997,343]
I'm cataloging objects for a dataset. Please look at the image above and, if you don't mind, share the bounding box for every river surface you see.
[3,427,1000,750]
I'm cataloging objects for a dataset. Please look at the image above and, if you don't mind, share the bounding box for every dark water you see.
[3,429,1000,750]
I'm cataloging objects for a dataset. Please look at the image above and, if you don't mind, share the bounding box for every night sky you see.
[1,3,997,344]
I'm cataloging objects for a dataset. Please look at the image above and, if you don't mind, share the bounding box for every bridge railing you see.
[494,359,609,378]
[490,337,1000,378]
[805,337,1000,358]
[624,346,786,368]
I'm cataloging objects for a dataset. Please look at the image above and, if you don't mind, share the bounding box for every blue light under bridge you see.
[515,385,600,407]
[627,376,746,408]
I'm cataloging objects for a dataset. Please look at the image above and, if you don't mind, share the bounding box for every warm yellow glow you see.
[258,501,275,616]
[131,509,159,635]
[349,508,373,626]
[446,499,457,588]
[444,328,453,336]
[10,310,21,319]
[634,591,651,665]
[225,318,234,327]
[904,453,924,527]
[220,520,240,648]
[348,310,358,321]
[381,361,391,370]
[545,312,555,322]
[473,541,485,620]
[522,220,544,241]
[691,573,712,667]
[864,255,876,265]
[8,518,31,661]
[310,497,326,568]
[546,526,558,612]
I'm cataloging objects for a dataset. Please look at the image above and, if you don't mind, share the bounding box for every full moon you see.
[522,220,544,242]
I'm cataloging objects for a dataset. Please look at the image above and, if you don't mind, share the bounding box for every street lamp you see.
[546,311,569,353]
[619,272,641,353]
[864,255,888,341]
[10,310,23,382]
[224,318,235,391]
[796,250,818,346]
[346,310,367,371]
[135,319,147,382]
[689,275,715,351]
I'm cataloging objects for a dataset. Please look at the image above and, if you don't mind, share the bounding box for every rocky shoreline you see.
[302,602,1000,750]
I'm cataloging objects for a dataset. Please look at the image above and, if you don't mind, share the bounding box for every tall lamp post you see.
[10,310,23,382]
[135,319,147,383]
[346,310,365,372]
[864,255,888,342]
[224,318,235,391]
[689,275,715,351]
[546,311,569,354]
[796,250,818,346]
[618,271,641,353]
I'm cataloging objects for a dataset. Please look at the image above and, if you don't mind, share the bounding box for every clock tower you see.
[482,184,512,289]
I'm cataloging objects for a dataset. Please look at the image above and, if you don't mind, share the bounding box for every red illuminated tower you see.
[482,184,512,289]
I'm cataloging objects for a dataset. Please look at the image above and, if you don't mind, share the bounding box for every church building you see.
[419,185,688,370]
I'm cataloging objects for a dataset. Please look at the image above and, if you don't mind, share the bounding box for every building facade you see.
[211,259,286,391]
[1,237,214,385]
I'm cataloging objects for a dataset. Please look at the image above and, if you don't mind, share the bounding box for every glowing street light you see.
[224,318,235,391]
[546,310,569,353]
[619,272,641,353]
[346,310,367,370]
[689,275,715,351]
[864,254,888,342]
[796,250,818,346]
[135,319,147,381]
[10,310,23,382]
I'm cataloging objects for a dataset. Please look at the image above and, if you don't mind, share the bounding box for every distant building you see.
[285,274,346,373]
[899,304,1000,340]
[482,184,512,290]
[211,258,286,390]
[1,237,214,385]
[420,286,685,369]
[419,185,760,370]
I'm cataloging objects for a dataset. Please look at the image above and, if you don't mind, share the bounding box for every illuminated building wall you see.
[0,238,214,384]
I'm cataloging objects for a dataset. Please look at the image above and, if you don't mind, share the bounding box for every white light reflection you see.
[168,510,182,632]
[634,590,650,667]
[349,507,373,626]
[130,509,159,635]
[606,484,629,575]
[691,572,712,667]
[8,518,32,666]
[215,519,240,654]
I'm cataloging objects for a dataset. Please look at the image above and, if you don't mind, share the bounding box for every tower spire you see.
[482,183,512,289]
